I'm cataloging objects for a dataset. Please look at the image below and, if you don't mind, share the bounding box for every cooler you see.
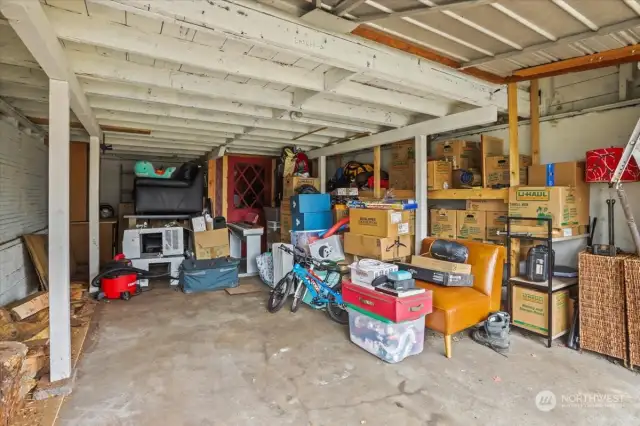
[179,257,240,293]
[343,280,432,322]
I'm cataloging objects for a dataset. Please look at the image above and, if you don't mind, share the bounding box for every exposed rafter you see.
[353,0,494,23]
[0,0,101,136]
[0,96,46,137]
[333,0,367,17]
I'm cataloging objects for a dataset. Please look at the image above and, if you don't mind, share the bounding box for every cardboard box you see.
[349,208,410,238]
[332,187,359,196]
[456,210,486,241]
[528,162,589,226]
[508,186,585,231]
[191,216,206,232]
[344,233,411,261]
[290,194,331,214]
[528,161,585,187]
[512,286,570,337]
[193,228,230,259]
[485,155,531,186]
[333,206,349,223]
[348,258,398,285]
[391,140,415,166]
[427,160,452,190]
[280,210,292,234]
[434,140,480,170]
[466,199,508,212]
[430,209,457,239]
[389,164,415,190]
[408,210,415,235]
[486,211,508,241]
[410,255,471,274]
[283,177,320,199]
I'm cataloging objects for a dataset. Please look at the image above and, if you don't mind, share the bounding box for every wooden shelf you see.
[427,188,508,201]
[510,275,578,291]
[359,189,415,200]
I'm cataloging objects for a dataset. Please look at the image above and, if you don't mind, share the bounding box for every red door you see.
[226,155,272,224]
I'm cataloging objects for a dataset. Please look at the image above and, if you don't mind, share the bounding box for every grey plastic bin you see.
[179,257,240,294]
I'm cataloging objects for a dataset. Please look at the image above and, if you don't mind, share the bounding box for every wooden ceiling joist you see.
[26,116,151,135]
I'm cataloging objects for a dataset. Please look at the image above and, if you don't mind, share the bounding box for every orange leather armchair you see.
[415,238,505,358]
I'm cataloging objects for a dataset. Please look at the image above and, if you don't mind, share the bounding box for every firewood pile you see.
[0,283,94,425]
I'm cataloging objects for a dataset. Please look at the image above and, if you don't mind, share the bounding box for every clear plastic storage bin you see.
[347,306,425,363]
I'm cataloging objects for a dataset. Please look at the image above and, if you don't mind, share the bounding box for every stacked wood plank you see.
[0,341,28,425]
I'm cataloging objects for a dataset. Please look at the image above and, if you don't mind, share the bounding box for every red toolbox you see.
[343,280,432,323]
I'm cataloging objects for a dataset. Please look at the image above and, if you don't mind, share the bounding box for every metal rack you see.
[505,216,580,348]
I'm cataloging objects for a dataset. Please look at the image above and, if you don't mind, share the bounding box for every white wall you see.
[0,118,47,304]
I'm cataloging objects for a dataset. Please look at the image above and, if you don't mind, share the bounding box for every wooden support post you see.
[373,146,381,198]
[508,82,520,186]
[530,79,540,165]
[88,135,100,292]
[208,158,216,214]
[48,79,71,382]
[508,82,520,278]
[221,155,228,218]
[270,158,276,207]
[319,155,327,194]
[414,135,428,254]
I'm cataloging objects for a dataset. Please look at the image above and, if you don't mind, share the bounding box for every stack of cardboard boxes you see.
[388,140,453,191]
[280,176,320,243]
[344,208,412,261]
[485,155,531,186]
[191,217,231,260]
[430,199,508,243]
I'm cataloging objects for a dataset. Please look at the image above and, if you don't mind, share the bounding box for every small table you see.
[228,222,264,278]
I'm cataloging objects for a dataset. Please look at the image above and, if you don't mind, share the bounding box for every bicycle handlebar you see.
[277,244,339,270]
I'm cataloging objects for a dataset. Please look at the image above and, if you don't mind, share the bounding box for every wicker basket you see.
[624,257,640,367]
[578,252,628,361]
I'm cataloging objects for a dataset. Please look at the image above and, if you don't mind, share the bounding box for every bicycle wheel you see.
[291,277,304,313]
[326,283,349,325]
[267,273,293,313]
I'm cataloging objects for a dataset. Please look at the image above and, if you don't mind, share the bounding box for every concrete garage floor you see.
[59,282,639,426]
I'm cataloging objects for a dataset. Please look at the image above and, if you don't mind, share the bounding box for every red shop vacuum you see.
[93,254,141,301]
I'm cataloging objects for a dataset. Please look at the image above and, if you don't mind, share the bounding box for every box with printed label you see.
[427,160,452,190]
[466,200,508,212]
[344,233,412,261]
[290,194,331,214]
[193,228,230,260]
[456,210,486,241]
[485,155,531,186]
[434,140,480,170]
[291,211,333,231]
[410,255,471,274]
[430,209,457,239]
[332,187,359,196]
[348,259,398,286]
[486,211,507,241]
[280,209,292,235]
[283,177,320,199]
[512,286,570,337]
[349,208,410,238]
[508,186,586,232]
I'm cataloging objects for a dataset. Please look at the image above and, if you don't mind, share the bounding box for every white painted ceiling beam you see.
[109,143,206,154]
[236,134,325,147]
[97,0,528,115]
[285,113,380,133]
[104,131,227,146]
[47,6,449,117]
[225,148,279,156]
[0,0,100,136]
[0,63,48,88]
[94,110,248,134]
[0,97,46,137]
[353,0,494,22]
[106,137,216,151]
[68,51,413,127]
[308,106,497,158]
[0,82,48,103]
[105,150,199,159]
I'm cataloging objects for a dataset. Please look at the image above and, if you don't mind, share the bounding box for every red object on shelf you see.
[367,176,389,189]
[343,280,432,323]
[585,147,640,183]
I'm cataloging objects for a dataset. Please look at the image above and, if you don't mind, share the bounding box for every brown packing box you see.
[280,209,292,235]
[349,208,410,238]
[466,199,508,212]
[430,209,457,239]
[283,177,320,199]
[528,161,590,226]
[391,140,414,166]
[508,186,586,232]
[427,161,452,190]
[486,211,507,241]
[410,255,471,274]
[485,155,531,186]
[389,164,415,190]
[434,140,480,170]
[512,286,571,337]
[344,233,411,261]
[333,207,349,223]
[456,210,487,241]
[408,210,415,235]
[193,228,230,259]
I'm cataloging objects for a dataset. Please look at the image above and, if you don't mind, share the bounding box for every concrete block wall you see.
[0,118,47,305]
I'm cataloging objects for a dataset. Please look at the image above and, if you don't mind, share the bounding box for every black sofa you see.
[134,162,204,214]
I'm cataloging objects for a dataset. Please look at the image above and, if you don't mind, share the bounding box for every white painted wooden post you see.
[89,135,100,292]
[319,155,327,193]
[48,79,71,382]
[414,135,428,254]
